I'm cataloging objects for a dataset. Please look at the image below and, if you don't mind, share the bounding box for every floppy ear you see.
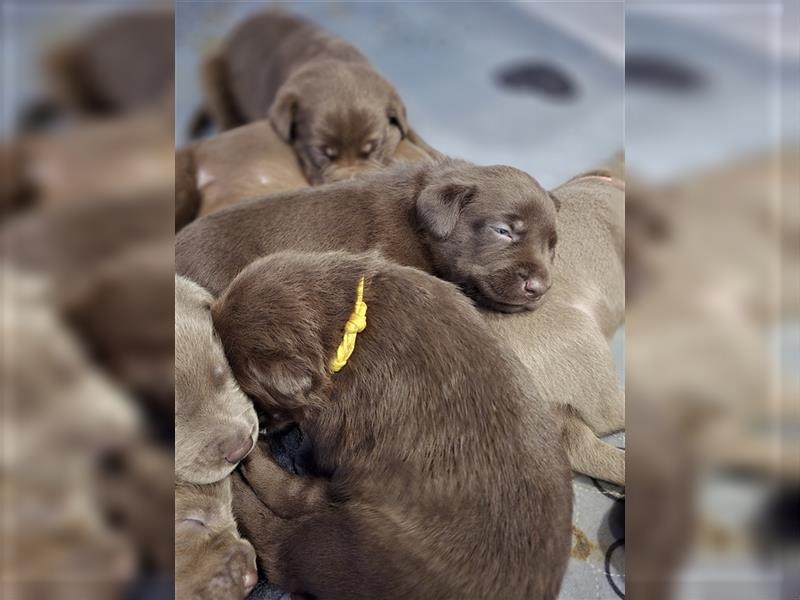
[416,182,476,240]
[244,354,325,414]
[268,87,298,142]
[386,92,409,139]
[548,191,562,212]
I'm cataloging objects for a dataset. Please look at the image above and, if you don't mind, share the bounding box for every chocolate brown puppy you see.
[176,478,258,600]
[176,275,259,484]
[213,251,572,599]
[175,119,432,231]
[199,10,427,183]
[177,158,558,312]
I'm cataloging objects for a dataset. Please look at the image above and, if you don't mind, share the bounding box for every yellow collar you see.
[329,276,367,373]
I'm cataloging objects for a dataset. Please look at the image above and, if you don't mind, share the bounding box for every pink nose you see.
[221,434,254,465]
[523,277,549,299]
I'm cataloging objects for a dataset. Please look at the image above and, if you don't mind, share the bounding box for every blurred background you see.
[1,1,798,599]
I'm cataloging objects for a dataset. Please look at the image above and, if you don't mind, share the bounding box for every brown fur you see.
[177,165,625,483]
[212,251,572,599]
[176,478,257,600]
[176,157,558,312]
[175,275,259,484]
[198,10,431,183]
[175,120,432,231]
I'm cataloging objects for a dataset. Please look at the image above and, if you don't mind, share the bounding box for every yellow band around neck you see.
[329,276,367,373]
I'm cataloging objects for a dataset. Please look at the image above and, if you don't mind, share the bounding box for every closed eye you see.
[490,225,513,240]
[180,517,207,530]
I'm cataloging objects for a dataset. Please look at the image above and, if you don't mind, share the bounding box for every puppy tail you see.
[562,416,625,486]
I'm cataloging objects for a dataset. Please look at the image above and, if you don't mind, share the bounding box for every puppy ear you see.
[386,92,409,139]
[416,182,476,240]
[548,191,562,212]
[244,355,323,415]
[269,87,298,142]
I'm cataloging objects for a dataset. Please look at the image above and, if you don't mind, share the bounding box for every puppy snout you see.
[221,432,255,465]
[242,561,258,595]
[522,275,550,299]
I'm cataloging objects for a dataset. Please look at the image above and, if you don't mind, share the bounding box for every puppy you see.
[482,172,626,484]
[177,163,625,483]
[176,119,432,230]
[213,251,572,599]
[175,275,259,484]
[199,10,426,183]
[176,478,258,600]
[177,157,558,312]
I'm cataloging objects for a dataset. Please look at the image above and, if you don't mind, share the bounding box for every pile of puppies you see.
[175,10,624,600]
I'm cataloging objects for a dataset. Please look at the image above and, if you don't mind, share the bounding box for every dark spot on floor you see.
[495,61,576,100]
[626,53,705,92]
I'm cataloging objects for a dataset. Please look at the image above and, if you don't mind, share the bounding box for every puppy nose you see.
[243,564,258,595]
[221,433,254,465]
[523,276,549,299]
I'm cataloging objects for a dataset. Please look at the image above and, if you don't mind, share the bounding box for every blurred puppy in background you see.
[197,9,432,183]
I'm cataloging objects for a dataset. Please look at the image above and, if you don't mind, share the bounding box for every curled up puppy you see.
[175,275,259,484]
[176,478,258,600]
[199,10,431,183]
[212,251,573,600]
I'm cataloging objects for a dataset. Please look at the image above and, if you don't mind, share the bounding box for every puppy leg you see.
[563,417,625,485]
[595,387,626,436]
[240,441,328,519]
[231,472,289,581]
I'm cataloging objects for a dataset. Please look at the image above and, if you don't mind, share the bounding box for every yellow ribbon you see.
[329,276,367,373]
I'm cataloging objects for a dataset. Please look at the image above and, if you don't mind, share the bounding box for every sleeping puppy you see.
[199,10,426,183]
[176,119,432,230]
[176,478,258,600]
[213,251,573,599]
[176,162,625,483]
[483,171,626,484]
[175,275,259,484]
[177,157,558,312]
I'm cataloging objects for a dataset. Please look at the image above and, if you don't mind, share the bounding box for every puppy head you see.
[211,252,371,422]
[175,276,258,484]
[416,163,559,313]
[269,62,407,184]
[175,479,258,600]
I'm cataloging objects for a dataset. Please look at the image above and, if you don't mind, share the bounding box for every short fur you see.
[176,478,258,600]
[175,120,433,231]
[176,157,558,313]
[482,173,626,484]
[175,275,259,484]
[198,10,430,183]
[212,251,572,599]
[177,165,625,483]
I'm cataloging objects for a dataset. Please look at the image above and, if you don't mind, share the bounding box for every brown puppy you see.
[176,478,258,600]
[199,10,426,183]
[176,119,432,230]
[175,275,259,484]
[177,157,558,312]
[213,251,572,599]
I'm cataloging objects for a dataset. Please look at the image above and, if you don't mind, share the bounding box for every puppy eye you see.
[180,517,207,530]
[490,225,513,239]
[322,146,338,160]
